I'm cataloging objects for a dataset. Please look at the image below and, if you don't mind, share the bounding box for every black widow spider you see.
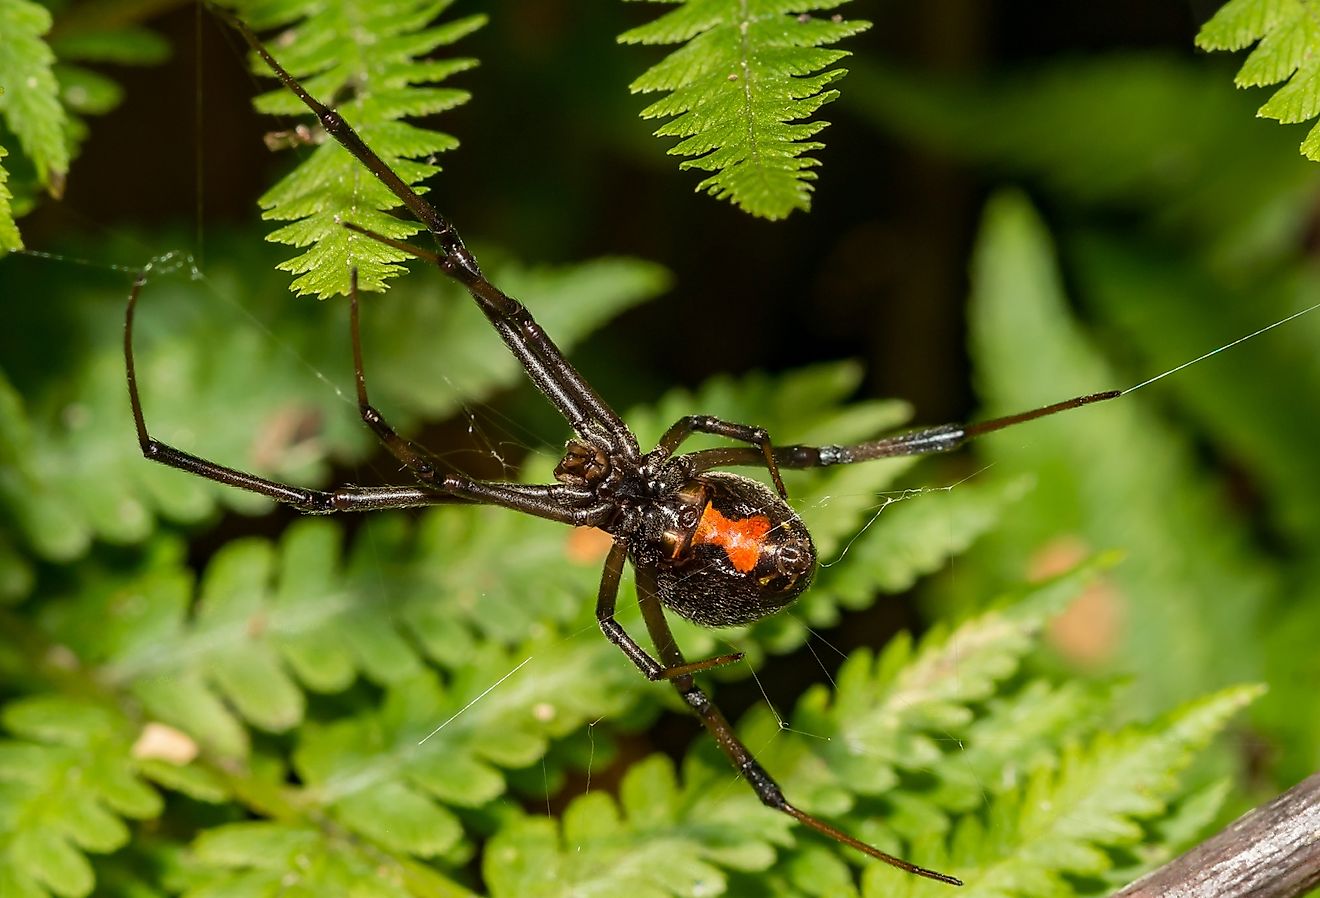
[123,11,1124,887]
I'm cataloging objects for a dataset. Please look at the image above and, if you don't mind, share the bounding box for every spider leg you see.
[596,544,745,679]
[219,9,639,460]
[633,564,962,886]
[680,389,1122,474]
[652,415,788,498]
[125,273,609,524]
[347,269,447,486]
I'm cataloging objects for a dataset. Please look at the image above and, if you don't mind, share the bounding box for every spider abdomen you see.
[650,472,816,627]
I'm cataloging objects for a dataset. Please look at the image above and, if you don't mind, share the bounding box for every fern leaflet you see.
[0,0,68,196]
[620,0,870,219]
[0,697,165,898]
[0,145,18,251]
[861,686,1260,898]
[1196,0,1320,159]
[230,0,483,297]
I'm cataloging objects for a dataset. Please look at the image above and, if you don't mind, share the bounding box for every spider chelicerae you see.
[123,12,1126,887]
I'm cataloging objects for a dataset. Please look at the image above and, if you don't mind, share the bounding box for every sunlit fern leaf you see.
[924,678,1116,814]
[0,6,165,238]
[0,697,163,898]
[860,685,1260,898]
[1093,779,1234,897]
[0,145,19,251]
[185,820,477,898]
[485,754,790,898]
[293,654,640,863]
[1196,0,1320,159]
[34,505,648,758]
[620,0,870,219]
[723,843,858,898]
[744,559,1105,843]
[227,0,483,297]
[812,473,1031,608]
[0,0,68,192]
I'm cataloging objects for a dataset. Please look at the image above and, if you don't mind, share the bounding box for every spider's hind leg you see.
[631,562,963,887]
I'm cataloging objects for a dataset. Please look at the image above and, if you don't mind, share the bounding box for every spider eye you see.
[679,506,700,529]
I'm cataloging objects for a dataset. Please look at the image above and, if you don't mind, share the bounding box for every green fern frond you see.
[228,0,483,297]
[925,678,1115,814]
[814,473,1032,604]
[37,515,641,759]
[486,753,789,898]
[479,569,1245,898]
[185,820,477,898]
[0,0,69,192]
[0,144,19,252]
[0,697,163,898]
[0,3,167,242]
[860,685,1260,898]
[294,656,640,863]
[751,560,1104,825]
[1196,0,1320,159]
[620,0,870,219]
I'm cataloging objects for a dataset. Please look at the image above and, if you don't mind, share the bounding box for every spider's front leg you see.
[124,272,608,525]
[652,415,788,498]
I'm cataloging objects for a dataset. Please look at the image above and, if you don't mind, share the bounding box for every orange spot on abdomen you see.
[694,505,770,574]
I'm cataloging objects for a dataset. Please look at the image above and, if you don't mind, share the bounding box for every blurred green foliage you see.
[2,2,1318,897]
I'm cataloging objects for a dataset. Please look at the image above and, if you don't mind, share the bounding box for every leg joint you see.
[741,759,787,809]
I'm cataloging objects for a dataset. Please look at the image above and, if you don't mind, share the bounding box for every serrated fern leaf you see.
[185,820,477,898]
[750,560,1103,825]
[293,654,640,862]
[0,145,19,251]
[228,0,483,297]
[1196,0,1320,159]
[0,697,163,898]
[860,685,1260,898]
[0,0,69,192]
[486,754,789,898]
[925,679,1115,814]
[0,4,165,239]
[814,473,1031,607]
[38,515,637,759]
[620,0,870,219]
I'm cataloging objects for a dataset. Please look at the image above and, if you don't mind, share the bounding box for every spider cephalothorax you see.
[123,12,1131,886]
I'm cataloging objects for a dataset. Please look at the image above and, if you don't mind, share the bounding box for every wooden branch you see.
[1112,772,1320,898]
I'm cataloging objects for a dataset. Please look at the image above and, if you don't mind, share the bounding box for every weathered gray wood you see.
[1112,772,1320,898]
